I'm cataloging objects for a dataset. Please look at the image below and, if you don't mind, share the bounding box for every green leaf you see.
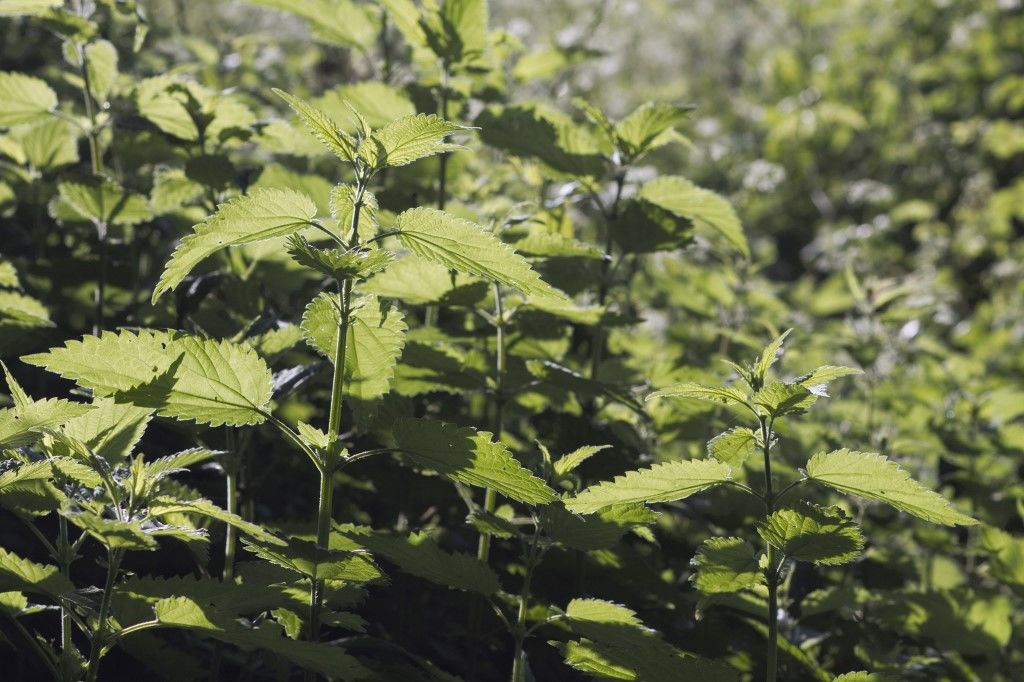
[0,0,62,16]
[135,76,199,141]
[0,547,72,597]
[84,39,118,103]
[757,504,864,565]
[154,596,371,679]
[751,381,815,418]
[143,448,220,479]
[0,72,57,126]
[707,427,758,468]
[22,329,177,395]
[553,444,611,478]
[391,418,557,504]
[114,336,274,427]
[56,180,153,227]
[562,598,740,682]
[0,365,93,448]
[338,527,499,595]
[566,459,732,514]
[795,365,862,394]
[19,118,79,170]
[301,293,407,404]
[752,329,792,385]
[149,497,283,545]
[272,88,357,162]
[396,207,561,298]
[690,537,763,594]
[647,382,749,407]
[805,449,977,526]
[27,331,272,427]
[637,176,748,257]
[615,102,693,158]
[47,398,152,463]
[286,236,394,281]
[363,114,466,169]
[240,536,380,582]
[66,513,158,551]
[153,188,317,301]
[541,503,654,551]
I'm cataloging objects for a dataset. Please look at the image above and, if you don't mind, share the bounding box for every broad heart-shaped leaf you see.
[0,548,73,598]
[707,427,758,468]
[615,102,693,158]
[55,180,153,227]
[301,293,407,405]
[362,113,465,169]
[805,450,977,526]
[0,71,57,126]
[757,503,864,565]
[566,459,732,514]
[395,207,562,298]
[690,537,763,595]
[391,418,557,504]
[336,526,499,595]
[152,188,317,302]
[272,87,357,162]
[154,597,371,679]
[637,176,748,257]
[114,336,274,427]
[24,330,273,427]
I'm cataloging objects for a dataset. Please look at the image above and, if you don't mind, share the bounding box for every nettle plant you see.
[567,330,976,682]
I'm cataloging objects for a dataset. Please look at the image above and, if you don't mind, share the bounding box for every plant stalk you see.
[760,416,779,682]
[306,185,363,681]
[84,548,124,682]
[511,532,541,682]
[477,283,506,563]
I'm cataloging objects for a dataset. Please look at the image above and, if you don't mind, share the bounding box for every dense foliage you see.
[0,1,1020,681]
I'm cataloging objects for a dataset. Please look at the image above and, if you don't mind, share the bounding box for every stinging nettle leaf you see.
[0,71,57,126]
[395,207,563,298]
[638,176,748,257]
[690,537,763,595]
[707,427,758,468]
[757,503,864,565]
[566,459,732,514]
[273,88,357,162]
[752,329,792,385]
[647,382,749,407]
[805,449,976,527]
[363,113,467,169]
[391,418,557,504]
[153,188,317,302]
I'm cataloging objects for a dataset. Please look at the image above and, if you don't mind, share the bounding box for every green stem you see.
[425,61,451,329]
[477,283,506,563]
[589,171,626,382]
[84,548,124,682]
[93,222,107,336]
[212,432,240,682]
[57,517,73,662]
[306,184,363,680]
[760,416,779,682]
[76,39,103,177]
[511,532,541,682]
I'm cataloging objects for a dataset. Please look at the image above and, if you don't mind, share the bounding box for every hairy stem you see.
[589,171,626,382]
[84,547,124,682]
[511,531,541,682]
[306,184,363,680]
[57,517,73,665]
[760,416,779,682]
[425,61,451,328]
[211,432,240,682]
[477,283,506,563]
